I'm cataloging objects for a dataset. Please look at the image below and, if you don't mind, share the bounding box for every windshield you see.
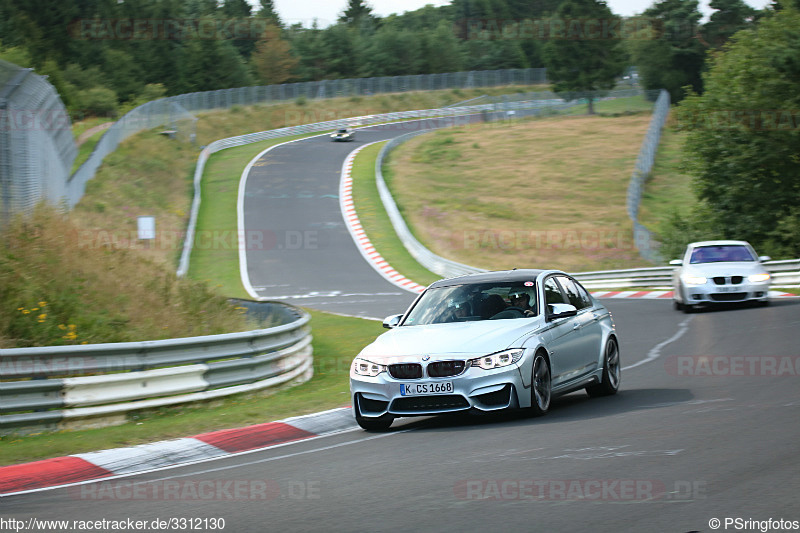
[402,281,538,326]
[689,245,756,264]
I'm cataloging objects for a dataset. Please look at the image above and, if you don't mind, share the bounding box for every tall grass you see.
[0,208,253,348]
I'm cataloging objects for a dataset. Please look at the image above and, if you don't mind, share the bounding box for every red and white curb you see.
[0,407,356,497]
[590,290,797,299]
[339,143,426,295]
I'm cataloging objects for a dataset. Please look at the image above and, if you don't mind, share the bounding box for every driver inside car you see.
[491,289,536,319]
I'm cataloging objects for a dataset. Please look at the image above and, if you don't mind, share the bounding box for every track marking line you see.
[623,316,693,371]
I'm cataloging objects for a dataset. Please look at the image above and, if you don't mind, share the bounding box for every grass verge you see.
[385,112,655,273]
[350,142,440,287]
[0,208,253,348]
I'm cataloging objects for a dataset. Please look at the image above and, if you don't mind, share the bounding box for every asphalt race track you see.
[4,299,800,531]
[3,122,799,532]
[240,118,486,319]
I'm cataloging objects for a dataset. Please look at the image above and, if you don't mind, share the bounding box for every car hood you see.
[683,262,767,276]
[358,319,541,363]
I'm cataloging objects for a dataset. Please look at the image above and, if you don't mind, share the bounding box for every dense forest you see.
[0,0,767,116]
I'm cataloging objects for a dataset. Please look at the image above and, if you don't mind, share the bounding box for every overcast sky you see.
[267,0,773,28]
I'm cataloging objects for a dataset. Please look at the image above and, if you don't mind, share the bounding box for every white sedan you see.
[349,269,620,431]
[330,128,354,141]
[670,240,771,313]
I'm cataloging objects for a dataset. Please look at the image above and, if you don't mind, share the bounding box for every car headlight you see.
[748,273,770,283]
[469,349,524,370]
[353,358,386,377]
[683,275,707,285]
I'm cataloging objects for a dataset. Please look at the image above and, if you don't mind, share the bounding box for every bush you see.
[77,86,119,117]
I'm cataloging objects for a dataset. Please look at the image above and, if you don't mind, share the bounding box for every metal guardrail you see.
[572,259,800,289]
[0,305,312,434]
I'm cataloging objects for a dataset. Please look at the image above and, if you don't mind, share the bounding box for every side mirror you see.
[669,259,683,266]
[547,303,578,320]
[758,255,771,262]
[382,314,403,329]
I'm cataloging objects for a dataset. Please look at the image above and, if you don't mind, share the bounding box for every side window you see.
[543,277,566,306]
[572,279,594,308]
[556,276,591,310]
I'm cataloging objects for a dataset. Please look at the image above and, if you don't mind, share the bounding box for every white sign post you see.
[137,216,156,248]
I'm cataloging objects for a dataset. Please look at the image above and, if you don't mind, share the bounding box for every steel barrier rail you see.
[0,306,312,433]
[572,259,800,289]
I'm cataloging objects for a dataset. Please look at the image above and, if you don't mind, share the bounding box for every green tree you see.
[178,38,254,93]
[677,8,800,256]
[542,0,626,114]
[288,23,327,81]
[626,0,705,102]
[319,24,362,78]
[257,0,282,27]
[362,26,422,76]
[420,20,464,74]
[701,0,758,49]
[339,0,375,25]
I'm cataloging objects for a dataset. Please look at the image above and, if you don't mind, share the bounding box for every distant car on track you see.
[330,128,355,142]
[349,269,620,431]
[670,240,771,313]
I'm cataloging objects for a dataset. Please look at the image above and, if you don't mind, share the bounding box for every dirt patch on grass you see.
[386,114,654,272]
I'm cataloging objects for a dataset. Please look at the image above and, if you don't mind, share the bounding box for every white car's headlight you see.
[683,275,707,285]
[353,358,386,377]
[748,273,770,283]
[469,349,524,370]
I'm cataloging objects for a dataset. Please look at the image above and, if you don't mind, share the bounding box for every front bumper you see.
[350,365,525,418]
[682,280,770,304]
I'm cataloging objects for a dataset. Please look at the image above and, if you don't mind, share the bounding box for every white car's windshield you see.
[403,282,538,326]
[690,245,755,264]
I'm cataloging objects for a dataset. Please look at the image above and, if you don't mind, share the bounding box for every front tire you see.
[586,337,621,397]
[356,414,394,431]
[354,401,394,431]
[528,353,551,417]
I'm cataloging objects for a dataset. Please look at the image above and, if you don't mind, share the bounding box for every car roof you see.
[428,269,557,288]
[687,240,751,248]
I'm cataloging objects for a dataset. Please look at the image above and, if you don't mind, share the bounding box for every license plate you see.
[716,286,738,293]
[400,382,453,396]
